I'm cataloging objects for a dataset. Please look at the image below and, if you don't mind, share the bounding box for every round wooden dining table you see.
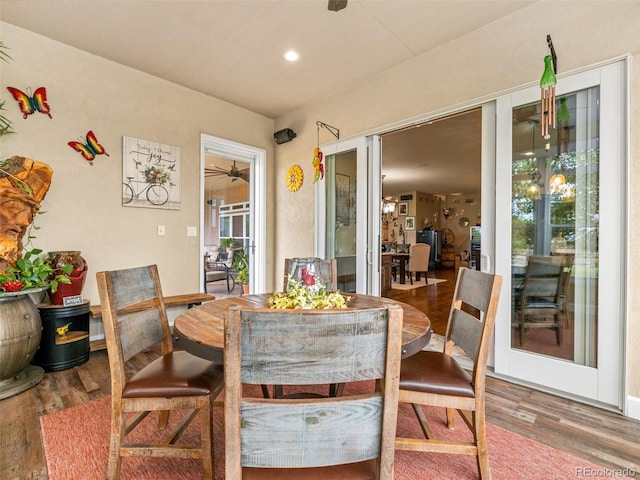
[173,293,431,365]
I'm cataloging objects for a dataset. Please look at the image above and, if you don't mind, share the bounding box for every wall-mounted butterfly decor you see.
[68,131,109,165]
[6,86,53,119]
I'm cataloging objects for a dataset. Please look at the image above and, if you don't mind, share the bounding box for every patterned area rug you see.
[41,383,606,479]
[391,277,446,290]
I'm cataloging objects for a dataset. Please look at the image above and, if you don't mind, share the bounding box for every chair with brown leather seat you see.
[223,303,404,480]
[97,264,224,480]
[395,267,502,480]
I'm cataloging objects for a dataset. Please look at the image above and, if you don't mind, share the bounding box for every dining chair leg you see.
[446,407,456,429]
[108,411,125,480]
[557,315,563,344]
[474,410,491,480]
[158,410,169,428]
[201,402,213,480]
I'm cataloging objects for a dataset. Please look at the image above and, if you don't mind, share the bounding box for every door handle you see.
[481,254,491,272]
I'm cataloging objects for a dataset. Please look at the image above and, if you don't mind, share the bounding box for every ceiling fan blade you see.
[204,167,230,177]
[328,0,347,12]
[238,168,250,182]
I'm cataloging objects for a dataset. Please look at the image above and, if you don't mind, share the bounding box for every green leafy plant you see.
[220,237,235,249]
[232,249,249,284]
[0,248,72,293]
[0,41,14,137]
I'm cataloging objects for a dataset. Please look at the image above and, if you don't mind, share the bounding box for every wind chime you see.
[540,34,558,139]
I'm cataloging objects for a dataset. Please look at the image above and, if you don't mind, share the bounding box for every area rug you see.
[392,277,446,290]
[41,383,607,480]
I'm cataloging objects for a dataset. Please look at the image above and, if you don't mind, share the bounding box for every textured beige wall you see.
[272,2,640,403]
[0,23,276,310]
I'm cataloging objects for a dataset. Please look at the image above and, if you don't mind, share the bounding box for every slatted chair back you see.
[446,266,502,383]
[283,257,338,291]
[99,265,172,382]
[224,305,404,479]
[522,255,564,302]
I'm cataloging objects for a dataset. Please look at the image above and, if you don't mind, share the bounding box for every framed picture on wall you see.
[398,202,408,215]
[122,136,181,210]
[405,216,416,230]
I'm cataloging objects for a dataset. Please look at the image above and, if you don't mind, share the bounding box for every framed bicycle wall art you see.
[122,136,181,210]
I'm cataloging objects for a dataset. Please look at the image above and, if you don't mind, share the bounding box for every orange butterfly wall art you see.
[6,86,53,119]
[68,131,109,165]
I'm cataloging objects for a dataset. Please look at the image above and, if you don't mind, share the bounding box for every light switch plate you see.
[187,226,197,237]
[157,225,165,236]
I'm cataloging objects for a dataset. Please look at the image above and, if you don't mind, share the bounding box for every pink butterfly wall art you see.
[6,86,52,119]
[68,131,109,165]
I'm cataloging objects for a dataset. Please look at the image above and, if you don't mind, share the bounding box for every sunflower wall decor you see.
[286,164,304,192]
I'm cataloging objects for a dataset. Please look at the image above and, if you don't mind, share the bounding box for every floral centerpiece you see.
[268,274,351,309]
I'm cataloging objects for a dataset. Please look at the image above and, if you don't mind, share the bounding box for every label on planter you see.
[63,295,84,306]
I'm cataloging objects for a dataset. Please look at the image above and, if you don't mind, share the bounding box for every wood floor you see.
[2,267,639,479]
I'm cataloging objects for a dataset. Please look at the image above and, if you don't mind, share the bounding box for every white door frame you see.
[493,60,627,409]
[200,133,266,293]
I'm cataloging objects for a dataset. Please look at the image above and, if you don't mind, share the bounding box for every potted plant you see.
[220,237,235,258]
[232,249,249,294]
[0,248,72,295]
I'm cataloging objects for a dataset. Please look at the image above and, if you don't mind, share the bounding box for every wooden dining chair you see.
[282,257,338,291]
[97,265,224,480]
[395,267,502,480]
[514,255,565,345]
[407,243,431,284]
[223,304,404,480]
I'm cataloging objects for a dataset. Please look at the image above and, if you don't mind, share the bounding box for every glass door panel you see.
[495,61,625,407]
[318,136,370,294]
[511,87,599,366]
[326,150,358,292]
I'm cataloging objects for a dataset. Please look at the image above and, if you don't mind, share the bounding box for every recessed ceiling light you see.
[282,50,300,62]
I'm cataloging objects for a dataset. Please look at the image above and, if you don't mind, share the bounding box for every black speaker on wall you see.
[274,128,297,144]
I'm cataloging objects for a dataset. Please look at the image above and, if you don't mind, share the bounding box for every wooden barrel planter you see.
[0,291,45,400]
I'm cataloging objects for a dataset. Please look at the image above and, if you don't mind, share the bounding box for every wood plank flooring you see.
[1,267,639,479]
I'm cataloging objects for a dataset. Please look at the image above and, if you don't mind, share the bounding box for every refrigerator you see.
[416,229,441,270]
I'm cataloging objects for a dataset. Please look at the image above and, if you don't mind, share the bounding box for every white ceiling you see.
[1,0,532,196]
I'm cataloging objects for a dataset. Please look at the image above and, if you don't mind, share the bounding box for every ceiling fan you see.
[205,160,250,182]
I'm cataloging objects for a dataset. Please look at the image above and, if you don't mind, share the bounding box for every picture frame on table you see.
[398,202,408,216]
[405,216,416,231]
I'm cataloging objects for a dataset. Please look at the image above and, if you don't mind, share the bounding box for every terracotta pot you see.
[47,251,88,305]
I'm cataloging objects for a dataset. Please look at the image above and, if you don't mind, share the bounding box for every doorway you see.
[200,134,267,295]
[380,108,483,294]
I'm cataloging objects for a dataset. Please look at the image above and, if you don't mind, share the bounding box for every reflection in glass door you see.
[325,149,358,292]
[511,88,599,366]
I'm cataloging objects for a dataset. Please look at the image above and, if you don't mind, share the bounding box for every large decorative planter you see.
[0,289,45,400]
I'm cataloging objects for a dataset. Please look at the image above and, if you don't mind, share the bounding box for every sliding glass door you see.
[494,61,626,407]
[317,136,379,294]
